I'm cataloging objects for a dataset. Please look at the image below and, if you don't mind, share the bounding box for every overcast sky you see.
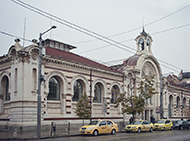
[1,0,190,75]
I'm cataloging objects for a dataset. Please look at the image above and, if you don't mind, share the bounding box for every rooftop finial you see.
[142,16,144,31]
[141,17,147,37]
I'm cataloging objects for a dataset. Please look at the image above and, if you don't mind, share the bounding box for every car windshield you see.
[88,121,100,125]
[175,120,183,124]
[155,120,165,124]
[131,121,142,125]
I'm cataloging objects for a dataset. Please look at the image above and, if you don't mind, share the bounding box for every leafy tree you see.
[74,92,91,125]
[114,75,158,118]
[183,108,190,119]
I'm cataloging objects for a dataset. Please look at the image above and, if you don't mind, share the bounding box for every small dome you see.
[124,54,141,66]
[141,28,148,37]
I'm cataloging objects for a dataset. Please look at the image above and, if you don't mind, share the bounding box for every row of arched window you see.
[176,96,190,109]
[47,76,120,104]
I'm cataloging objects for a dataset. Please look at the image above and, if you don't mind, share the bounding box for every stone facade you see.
[0,30,190,130]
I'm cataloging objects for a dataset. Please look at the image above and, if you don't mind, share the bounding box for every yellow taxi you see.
[79,119,118,136]
[153,119,173,131]
[124,120,154,133]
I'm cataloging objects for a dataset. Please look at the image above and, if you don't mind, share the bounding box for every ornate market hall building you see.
[0,29,189,129]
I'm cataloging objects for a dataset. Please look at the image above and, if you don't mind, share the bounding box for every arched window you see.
[47,76,60,100]
[72,80,83,101]
[149,97,152,105]
[1,76,10,101]
[5,76,10,101]
[15,68,17,92]
[93,83,101,103]
[32,68,37,90]
[183,98,186,109]
[111,85,119,104]
[176,96,180,108]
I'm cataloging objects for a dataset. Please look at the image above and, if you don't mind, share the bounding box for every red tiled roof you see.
[45,47,121,73]
[167,75,189,89]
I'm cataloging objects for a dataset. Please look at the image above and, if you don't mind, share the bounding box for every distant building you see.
[0,30,189,130]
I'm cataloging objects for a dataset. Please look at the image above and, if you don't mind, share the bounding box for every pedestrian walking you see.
[129,117,134,124]
[49,121,56,137]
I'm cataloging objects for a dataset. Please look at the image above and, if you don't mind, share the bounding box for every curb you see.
[0,131,126,140]
[0,134,81,140]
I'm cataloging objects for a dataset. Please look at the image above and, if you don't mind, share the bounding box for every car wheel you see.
[180,126,183,130]
[149,127,153,132]
[93,130,99,136]
[111,129,116,135]
[163,127,165,131]
[170,127,173,130]
[137,128,141,133]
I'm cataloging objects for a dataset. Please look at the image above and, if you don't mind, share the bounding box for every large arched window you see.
[72,80,83,101]
[93,83,101,103]
[15,68,17,92]
[183,98,186,109]
[111,85,119,104]
[4,76,10,101]
[176,96,180,108]
[32,68,37,90]
[47,76,60,100]
[1,76,10,101]
[149,97,152,105]
[5,77,9,101]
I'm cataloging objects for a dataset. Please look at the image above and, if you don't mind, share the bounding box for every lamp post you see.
[160,74,164,119]
[37,26,56,138]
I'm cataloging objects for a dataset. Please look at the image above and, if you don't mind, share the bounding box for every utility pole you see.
[160,74,164,119]
[181,91,183,120]
[37,26,56,138]
[90,69,92,122]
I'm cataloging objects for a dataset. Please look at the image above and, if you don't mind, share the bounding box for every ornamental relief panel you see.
[31,52,38,61]
[142,65,153,78]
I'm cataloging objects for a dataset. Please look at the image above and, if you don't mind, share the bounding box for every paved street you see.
[2,129,190,141]
[40,130,190,141]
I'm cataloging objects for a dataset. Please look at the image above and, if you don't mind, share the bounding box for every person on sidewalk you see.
[129,117,134,124]
[49,121,56,137]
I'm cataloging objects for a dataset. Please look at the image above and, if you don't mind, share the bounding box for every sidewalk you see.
[0,130,80,140]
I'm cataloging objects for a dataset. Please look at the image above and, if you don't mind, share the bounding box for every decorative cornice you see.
[17,50,30,63]
[43,55,123,77]
[0,56,11,64]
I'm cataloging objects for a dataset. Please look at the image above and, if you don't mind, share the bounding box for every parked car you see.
[153,119,173,131]
[79,119,118,136]
[173,120,190,130]
[124,120,153,133]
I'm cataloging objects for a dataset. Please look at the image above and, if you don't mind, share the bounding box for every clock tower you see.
[135,28,153,55]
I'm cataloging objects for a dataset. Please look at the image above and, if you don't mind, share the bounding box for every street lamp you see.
[37,26,57,138]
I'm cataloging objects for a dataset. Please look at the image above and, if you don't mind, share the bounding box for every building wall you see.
[0,38,190,130]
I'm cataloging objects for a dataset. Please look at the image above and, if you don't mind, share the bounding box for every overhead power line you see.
[0,31,32,42]
[11,0,183,73]
[73,2,190,45]
[81,22,190,54]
